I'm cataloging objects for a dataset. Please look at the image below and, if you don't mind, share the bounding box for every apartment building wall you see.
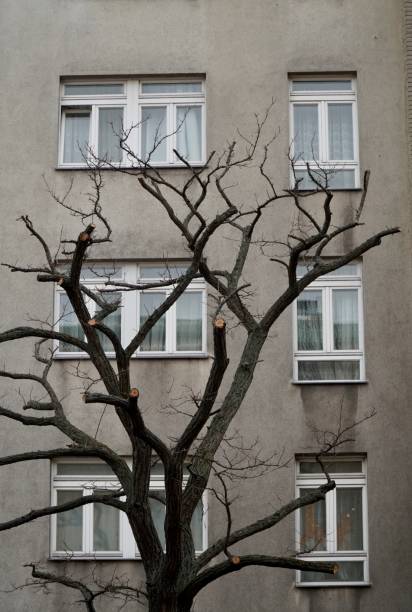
[0,1,411,611]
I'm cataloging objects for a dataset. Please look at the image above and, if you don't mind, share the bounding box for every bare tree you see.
[0,113,399,612]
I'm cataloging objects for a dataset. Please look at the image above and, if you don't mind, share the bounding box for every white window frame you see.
[54,262,208,359]
[59,79,206,168]
[50,458,208,560]
[289,75,359,189]
[293,262,365,383]
[295,456,368,587]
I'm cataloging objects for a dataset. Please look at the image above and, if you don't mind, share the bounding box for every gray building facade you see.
[0,1,411,611]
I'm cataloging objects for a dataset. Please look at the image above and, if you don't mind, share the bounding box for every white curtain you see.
[176,106,202,161]
[298,360,360,381]
[333,289,358,349]
[98,107,123,162]
[140,293,166,351]
[59,294,83,352]
[300,488,326,551]
[328,103,354,160]
[63,112,90,163]
[141,106,167,162]
[176,293,202,351]
[56,490,83,551]
[93,498,119,551]
[297,290,323,350]
[96,292,122,352]
[293,104,319,160]
[336,488,363,550]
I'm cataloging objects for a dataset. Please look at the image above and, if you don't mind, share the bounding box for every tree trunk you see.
[147,591,192,612]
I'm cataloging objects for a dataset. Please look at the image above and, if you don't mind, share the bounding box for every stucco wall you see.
[0,1,411,611]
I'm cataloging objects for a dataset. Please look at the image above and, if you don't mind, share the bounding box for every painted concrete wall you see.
[0,0,411,610]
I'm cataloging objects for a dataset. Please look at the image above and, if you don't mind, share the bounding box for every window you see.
[290,76,359,189]
[55,262,207,358]
[51,460,207,559]
[59,79,205,167]
[296,457,368,585]
[293,262,364,382]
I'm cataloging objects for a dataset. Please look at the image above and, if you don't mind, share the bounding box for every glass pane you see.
[176,106,202,161]
[328,104,354,160]
[140,265,188,279]
[299,461,363,474]
[98,107,123,162]
[58,264,122,280]
[297,262,358,278]
[176,293,202,351]
[300,488,326,551]
[294,168,355,190]
[191,500,204,550]
[337,488,363,550]
[140,293,166,351]
[142,82,202,94]
[96,292,122,352]
[56,490,83,551]
[297,291,323,350]
[293,105,319,160]
[93,492,120,551]
[141,106,167,162]
[298,360,360,381]
[64,83,124,96]
[63,112,90,163]
[333,289,359,350]
[292,80,352,92]
[150,496,166,550]
[300,561,364,583]
[59,294,84,352]
[57,463,115,476]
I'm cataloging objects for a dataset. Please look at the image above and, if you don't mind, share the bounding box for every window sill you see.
[55,163,206,171]
[292,379,368,385]
[54,352,210,360]
[294,188,362,193]
[295,582,371,588]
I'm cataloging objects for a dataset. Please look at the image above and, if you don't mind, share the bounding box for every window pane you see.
[176,106,202,161]
[337,488,363,550]
[297,262,358,278]
[93,493,120,552]
[333,289,359,350]
[292,80,352,92]
[56,463,115,476]
[176,293,202,351]
[294,168,355,190]
[63,112,90,163]
[300,561,364,582]
[142,82,202,94]
[140,265,188,279]
[293,105,319,160]
[96,293,122,352]
[64,84,124,95]
[98,107,123,162]
[59,294,84,352]
[192,500,204,551]
[150,496,166,550]
[297,291,323,350]
[300,489,326,551]
[328,104,354,160]
[298,360,360,381]
[140,293,166,351]
[141,106,167,162]
[56,490,83,551]
[299,461,363,474]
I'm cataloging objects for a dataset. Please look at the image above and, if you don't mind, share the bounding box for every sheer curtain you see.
[298,360,360,381]
[333,289,358,349]
[176,293,202,351]
[56,490,82,550]
[141,106,167,162]
[293,104,319,160]
[98,107,124,162]
[140,293,166,351]
[97,293,122,352]
[328,103,354,160]
[176,106,202,161]
[93,497,119,551]
[300,489,326,551]
[336,488,363,550]
[63,112,90,163]
[59,294,84,352]
[297,290,323,350]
